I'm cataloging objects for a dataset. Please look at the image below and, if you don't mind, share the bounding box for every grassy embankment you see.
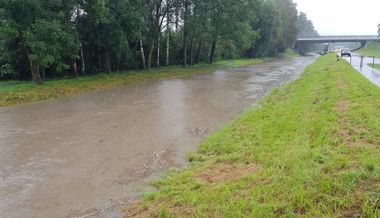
[369,64,380,70]
[125,53,380,218]
[0,58,267,107]
[356,42,380,70]
[357,42,380,59]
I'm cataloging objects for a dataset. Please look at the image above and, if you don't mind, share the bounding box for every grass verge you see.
[357,42,380,58]
[0,58,267,107]
[369,64,380,70]
[124,53,380,218]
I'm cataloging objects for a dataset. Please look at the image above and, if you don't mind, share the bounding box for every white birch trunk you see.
[157,35,160,67]
[80,42,85,75]
[166,11,170,66]
[140,33,146,69]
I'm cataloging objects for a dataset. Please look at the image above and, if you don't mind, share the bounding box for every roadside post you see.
[360,56,364,68]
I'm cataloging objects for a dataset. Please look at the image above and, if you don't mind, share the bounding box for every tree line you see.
[0,0,316,83]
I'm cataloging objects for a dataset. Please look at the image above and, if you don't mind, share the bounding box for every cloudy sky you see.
[293,0,380,35]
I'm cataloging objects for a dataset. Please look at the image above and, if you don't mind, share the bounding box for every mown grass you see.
[124,53,380,218]
[357,42,380,58]
[0,58,267,107]
[369,64,380,70]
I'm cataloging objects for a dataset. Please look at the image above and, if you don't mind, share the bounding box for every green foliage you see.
[1,0,79,81]
[297,12,319,52]
[25,19,79,72]
[127,54,380,217]
[273,0,298,51]
[0,0,308,82]
[297,12,319,38]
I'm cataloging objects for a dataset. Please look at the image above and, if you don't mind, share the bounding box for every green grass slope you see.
[369,64,380,70]
[125,53,380,218]
[357,42,380,58]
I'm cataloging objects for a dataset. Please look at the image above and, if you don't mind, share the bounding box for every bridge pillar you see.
[361,41,368,48]
[294,41,303,54]
[324,43,329,53]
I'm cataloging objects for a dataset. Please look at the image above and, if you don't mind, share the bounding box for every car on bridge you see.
[341,49,351,57]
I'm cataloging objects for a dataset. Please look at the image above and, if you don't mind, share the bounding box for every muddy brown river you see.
[0,56,316,218]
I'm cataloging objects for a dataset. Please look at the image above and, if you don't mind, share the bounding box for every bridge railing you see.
[297,35,380,41]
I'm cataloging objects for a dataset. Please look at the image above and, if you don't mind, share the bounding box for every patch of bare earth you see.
[337,76,348,89]
[196,162,261,184]
[336,100,349,113]
[334,78,380,147]
[123,200,152,218]
[123,200,194,218]
[123,163,260,218]
[335,100,379,147]
[337,125,378,147]
[337,177,380,218]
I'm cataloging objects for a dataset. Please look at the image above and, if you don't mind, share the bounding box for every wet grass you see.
[124,53,380,218]
[279,48,299,58]
[0,58,268,107]
[369,64,380,70]
[357,42,380,58]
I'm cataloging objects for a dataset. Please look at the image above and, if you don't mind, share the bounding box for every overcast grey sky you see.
[293,0,380,35]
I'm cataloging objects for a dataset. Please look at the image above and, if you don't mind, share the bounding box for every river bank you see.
[0,58,268,107]
[0,55,315,218]
[125,53,380,217]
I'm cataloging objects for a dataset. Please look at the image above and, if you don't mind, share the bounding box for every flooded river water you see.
[0,55,316,218]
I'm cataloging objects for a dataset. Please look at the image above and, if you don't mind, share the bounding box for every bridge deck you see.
[297,35,380,43]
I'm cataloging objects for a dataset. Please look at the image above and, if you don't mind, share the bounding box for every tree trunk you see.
[72,62,78,77]
[80,42,86,75]
[41,68,46,80]
[175,2,179,32]
[196,40,202,64]
[183,0,188,68]
[166,31,170,66]
[148,44,155,70]
[157,35,160,67]
[209,39,217,64]
[166,9,170,66]
[190,38,194,66]
[105,51,111,73]
[116,48,121,72]
[140,33,146,69]
[183,39,187,68]
[76,6,85,75]
[29,59,42,84]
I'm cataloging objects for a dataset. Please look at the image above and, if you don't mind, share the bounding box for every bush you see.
[0,63,18,80]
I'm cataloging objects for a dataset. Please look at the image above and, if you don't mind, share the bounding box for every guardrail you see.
[343,54,377,67]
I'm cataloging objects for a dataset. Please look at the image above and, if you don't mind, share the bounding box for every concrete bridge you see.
[295,35,380,52]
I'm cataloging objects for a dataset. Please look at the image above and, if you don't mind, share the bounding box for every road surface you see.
[0,55,317,218]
